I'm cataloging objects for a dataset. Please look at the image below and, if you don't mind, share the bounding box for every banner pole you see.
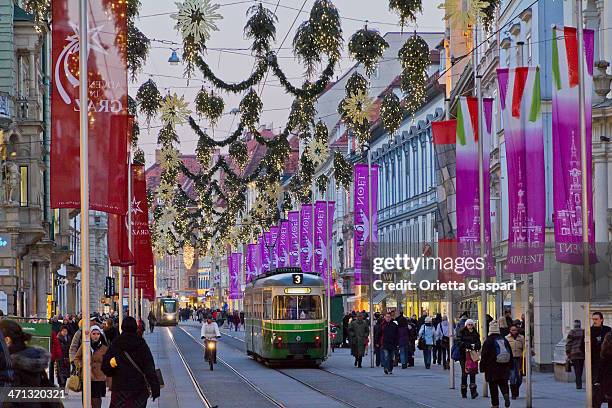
[127,152,133,317]
[78,0,91,405]
[118,266,123,333]
[326,196,332,358]
[445,97,455,390]
[367,145,374,368]
[576,3,593,407]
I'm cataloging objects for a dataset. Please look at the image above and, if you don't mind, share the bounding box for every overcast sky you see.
[134,0,444,166]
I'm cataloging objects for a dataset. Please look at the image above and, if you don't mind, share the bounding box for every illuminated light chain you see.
[195,87,225,127]
[244,3,278,56]
[388,0,422,28]
[229,140,248,169]
[239,89,263,132]
[136,79,162,125]
[348,28,389,77]
[316,174,329,195]
[127,21,151,81]
[398,34,429,116]
[309,0,343,61]
[333,151,353,191]
[183,243,195,269]
[380,92,403,135]
[439,0,491,35]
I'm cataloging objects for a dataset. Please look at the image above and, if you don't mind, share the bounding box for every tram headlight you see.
[276,336,283,348]
[315,335,321,348]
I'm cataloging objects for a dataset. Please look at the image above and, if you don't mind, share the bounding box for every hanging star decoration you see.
[343,89,375,125]
[171,0,223,44]
[306,137,329,167]
[160,146,181,171]
[252,194,268,218]
[160,93,192,130]
[438,0,489,34]
[183,243,195,269]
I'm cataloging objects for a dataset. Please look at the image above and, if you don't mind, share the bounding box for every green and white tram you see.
[244,268,327,366]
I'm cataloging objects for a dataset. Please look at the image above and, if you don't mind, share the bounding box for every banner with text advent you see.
[552,26,597,265]
[497,67,545,273]
[354,163,379,285]
[50,0,129,214]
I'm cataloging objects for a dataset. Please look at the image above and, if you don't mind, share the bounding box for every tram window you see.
[162,301,176,313]
[273,295,322,320]
[263,291,272,319]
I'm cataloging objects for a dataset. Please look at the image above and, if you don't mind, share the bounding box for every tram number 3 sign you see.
[292,274,303,285]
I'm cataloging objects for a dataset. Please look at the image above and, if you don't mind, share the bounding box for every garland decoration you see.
[127,22,150,81]
[229,140,248,169]
[333,151,353,191]
[195,88,225,126]
[136,79,162,125]
[160,93,192,130]
[309,0,343,62]
[22,0,50,29]
[388,0,422,28]
[380,92,403,134]
[345,72,368,96]
[316,174,329,195]
[172,0,223,76]
[244,3,278,56]
[348,28,389,76]
[183,243,195,269]
[133,148,146,165]
[288,92,317,132]
[293,22,321,77]
[398,34,429,115]
[481,0,499,33]
[439,0,490,34]
[239,89,263,132]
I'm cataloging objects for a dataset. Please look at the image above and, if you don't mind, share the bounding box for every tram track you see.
[165,327,216,408]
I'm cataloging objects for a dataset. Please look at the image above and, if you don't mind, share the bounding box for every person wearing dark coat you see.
[348,313,369,368]
[103,318,119,344]
[373,317,383,367]
[102,316,160,407]
[457,318,481,399]
[565,320,585,389]
[600,332,612,406]
[397,313,416,368]
[376,312,399,375]
[147,310,157,333]
[591,311,612,408]
[56,325,72,387]
[480,321,512,408]
[0,320,53,408]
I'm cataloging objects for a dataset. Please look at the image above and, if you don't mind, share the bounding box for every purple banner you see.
[552,27,597,264]
[455,97,496,277]
[354,163,379,285]
[229,252,242,299]
[261,233,271,273]
[269,226,279,269]
[497,66,545,273]
[278,220,290,268]
[300,204,313,273]
[288,211,300,267]
[246,244,257,283]
[256,236,264,277]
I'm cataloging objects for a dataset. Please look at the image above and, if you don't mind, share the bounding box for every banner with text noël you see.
[288,211,300,267]
[229,252,242,299]
[50,0,129,214]
[354,163,379,286]
[300,204,313,273]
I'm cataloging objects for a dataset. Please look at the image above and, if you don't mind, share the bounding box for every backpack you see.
[494,337,511,363]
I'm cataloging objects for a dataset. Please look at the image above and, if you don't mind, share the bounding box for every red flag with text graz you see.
[131,164,155,300]
[50,0,129,214]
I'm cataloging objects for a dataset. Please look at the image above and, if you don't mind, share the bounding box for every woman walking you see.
[56,325,72,388]
[348,313,368,368]
[506,324,525,399]
[75,325,109,408]
[457,318,481,399]
[418,316,435,369]
[102,317,160,407]
[147,310,157,334]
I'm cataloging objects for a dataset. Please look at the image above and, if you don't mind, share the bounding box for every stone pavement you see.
[212,322,586,408]
[62,326,202,408]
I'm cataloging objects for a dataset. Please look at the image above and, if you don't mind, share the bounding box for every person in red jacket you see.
[49,328,63,386]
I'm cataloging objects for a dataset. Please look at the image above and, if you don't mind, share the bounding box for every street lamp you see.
[168,49,180,66]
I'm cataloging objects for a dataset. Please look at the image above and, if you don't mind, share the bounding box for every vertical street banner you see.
[246,244,257,283]
[51,0,129,214]
[455,97,496,277]
[288,211,300,267]
[269,225,279,269]
[552,26,597,264]
[278,220,290,268]
[257,235,266,276]
[229,252,242,299]
[354,163,379,286]
[497,66,545,273]
[314,201,335,295]
[262,233,271,273]
[131,164,155,300]
[300,204,313,273]
[108,213,134,267]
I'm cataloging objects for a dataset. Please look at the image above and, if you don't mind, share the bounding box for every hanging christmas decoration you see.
[239,89,263,131]
[196,137,213,168]
[293,22,321,77]
[22,0,50,28]
[309,0,343,62]
[183,243,195,269]
[439,0,490,34]
[333,151,353,191]
[316,174,329,195]
[127,22,150,81]
[160,93,192,130]
[133,148,146,165]
[160,146,181,171]
[229,141,248,169]
[244,3,278,56]
[136,79,162,125]
[345,72,369,96]
[380,92,403,134]
[172,0,222,43]
[306,137,330,167]
[343,90,375,125]
[348,28,389,76]
[398,34,430,115]
[388,0,422,28]
[195,88,225,126]
[481,0,499,32]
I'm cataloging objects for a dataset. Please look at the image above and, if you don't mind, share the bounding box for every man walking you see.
[348,313,368,368]
[507,324,525,399]
[480,321,512,408]
[591,312,611,408]
[376,312,399,375]
[565,319,585,390]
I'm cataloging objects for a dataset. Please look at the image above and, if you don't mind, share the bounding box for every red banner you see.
[50,0,129,214]
[108,214,134,267]
[131,164,155,300]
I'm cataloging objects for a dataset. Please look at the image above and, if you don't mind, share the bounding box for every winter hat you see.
[465,319,475,327]
[425,316,432,324]
[489,321,500,335]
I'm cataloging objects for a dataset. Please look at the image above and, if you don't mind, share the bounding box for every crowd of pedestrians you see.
[0,311,161,408]
[178,305,245,331]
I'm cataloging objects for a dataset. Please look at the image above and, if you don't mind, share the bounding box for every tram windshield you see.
[162,300,177,313]
[273,295,322,320]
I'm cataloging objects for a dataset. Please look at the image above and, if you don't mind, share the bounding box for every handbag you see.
[123,352,165,396]
[417,337,426,351]
[469,349,480,362]
[565,359,572,373]
[451,344,461,361]
[466,351,479,373]
[67,364,82,392]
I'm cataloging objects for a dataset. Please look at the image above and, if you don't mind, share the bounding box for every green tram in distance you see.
[153,296,178,326]
[244,268,327,366]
